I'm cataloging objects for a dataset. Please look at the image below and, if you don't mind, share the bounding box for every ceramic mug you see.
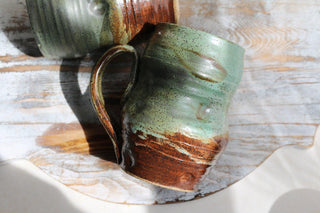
[90,23,244,191]
[26,0,179,58]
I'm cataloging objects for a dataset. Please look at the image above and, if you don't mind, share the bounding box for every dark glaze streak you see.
[130,0,138,29]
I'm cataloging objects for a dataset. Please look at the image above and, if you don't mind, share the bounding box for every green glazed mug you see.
[26,0,179,58]
[90,23,244,191]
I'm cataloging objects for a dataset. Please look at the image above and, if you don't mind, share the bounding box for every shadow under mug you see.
[90,23,244,191]
[26,0,178,59]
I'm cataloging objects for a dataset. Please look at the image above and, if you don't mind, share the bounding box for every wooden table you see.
[1,0,319,204]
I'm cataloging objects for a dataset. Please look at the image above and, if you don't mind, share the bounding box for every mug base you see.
[121,132,228,192]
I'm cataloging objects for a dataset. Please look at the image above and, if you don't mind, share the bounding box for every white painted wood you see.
[0,0,319,204]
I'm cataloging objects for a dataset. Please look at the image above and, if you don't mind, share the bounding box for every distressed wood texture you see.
[0,0,319,204]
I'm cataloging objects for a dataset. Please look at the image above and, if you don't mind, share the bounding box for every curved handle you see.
[90,45,138,163]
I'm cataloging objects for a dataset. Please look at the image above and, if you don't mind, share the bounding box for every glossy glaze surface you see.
[26,0,177,58]
[120,23,244,191]
[91,23,244,191]
[124,23,244,140]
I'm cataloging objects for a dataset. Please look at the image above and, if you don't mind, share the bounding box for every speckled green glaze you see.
[26,0,116,58]
[123,23,244,141]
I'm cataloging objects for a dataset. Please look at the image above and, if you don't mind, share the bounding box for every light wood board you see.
[0,0,319,204]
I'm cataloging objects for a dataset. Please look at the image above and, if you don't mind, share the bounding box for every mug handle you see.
[90,45,138,163]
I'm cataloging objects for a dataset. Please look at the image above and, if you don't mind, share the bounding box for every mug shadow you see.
[59,53,117,163]
[0,0,41,57]
[58,23,156,163]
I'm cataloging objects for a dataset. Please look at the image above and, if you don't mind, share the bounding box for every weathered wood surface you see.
[0,0,319,204]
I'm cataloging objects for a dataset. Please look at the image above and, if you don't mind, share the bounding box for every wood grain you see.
[0,0,319,204]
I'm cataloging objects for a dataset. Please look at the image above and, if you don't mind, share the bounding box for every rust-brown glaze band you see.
[121,130,228,191]
[120,0,177,39]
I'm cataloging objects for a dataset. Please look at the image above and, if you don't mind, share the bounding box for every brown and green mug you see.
[26,0,179,58]
[90,23,244,191]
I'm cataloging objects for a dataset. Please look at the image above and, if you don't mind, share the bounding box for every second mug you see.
[90,23,244,191]
[26,0,179,58]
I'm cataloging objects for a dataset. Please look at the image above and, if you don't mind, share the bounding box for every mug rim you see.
[155,22,245,53]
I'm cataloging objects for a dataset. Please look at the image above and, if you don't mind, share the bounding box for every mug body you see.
[121,23,244,191]
[26,0,178,58]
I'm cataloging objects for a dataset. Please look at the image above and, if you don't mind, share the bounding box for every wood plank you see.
[0,0,319,204]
